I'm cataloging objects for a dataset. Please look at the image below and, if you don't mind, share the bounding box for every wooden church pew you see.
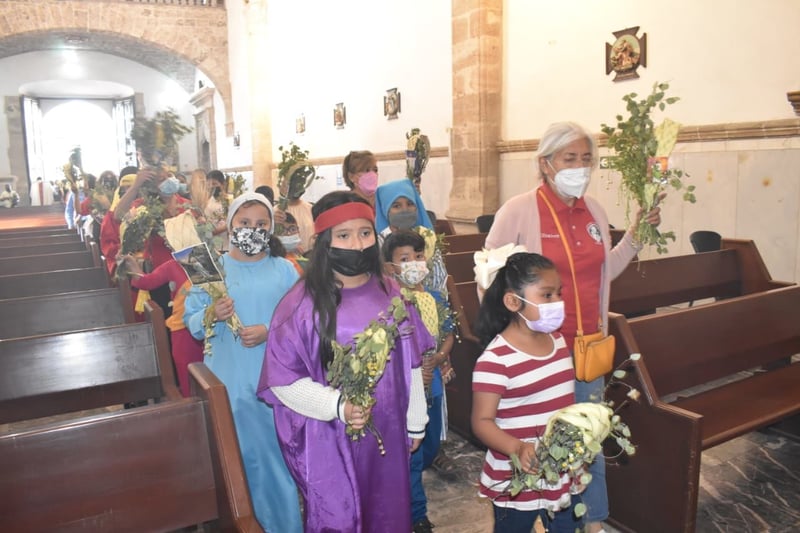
[604,284,800,533]
[0,380,262,532]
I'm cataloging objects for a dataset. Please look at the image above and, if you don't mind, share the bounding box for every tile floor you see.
[425,417,800,532]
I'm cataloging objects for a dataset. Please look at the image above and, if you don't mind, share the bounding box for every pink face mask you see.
[356,171,378,195]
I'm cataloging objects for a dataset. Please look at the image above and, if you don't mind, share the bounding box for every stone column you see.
[5,96,29,205]
[246,0,273,188]
[447,0,502,222]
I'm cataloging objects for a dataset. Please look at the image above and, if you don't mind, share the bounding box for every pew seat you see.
[0,364,262,532]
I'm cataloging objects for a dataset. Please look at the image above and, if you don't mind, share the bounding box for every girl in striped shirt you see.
[472,251,584,533]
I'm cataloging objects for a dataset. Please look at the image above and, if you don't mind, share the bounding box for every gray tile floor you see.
[425,419,800,533]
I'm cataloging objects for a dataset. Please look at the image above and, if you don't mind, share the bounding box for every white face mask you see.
[548,161,591,199]
[515,294,565,333]
[394,260,429,286]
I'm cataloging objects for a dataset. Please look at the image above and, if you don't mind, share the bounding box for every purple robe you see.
[258,275,434,533]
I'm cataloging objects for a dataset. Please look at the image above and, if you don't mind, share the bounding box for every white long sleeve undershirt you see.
[270,367,429,439]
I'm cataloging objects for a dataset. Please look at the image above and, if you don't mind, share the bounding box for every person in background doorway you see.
[0,184,19,208]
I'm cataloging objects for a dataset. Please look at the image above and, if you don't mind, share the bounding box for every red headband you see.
[314,202,375,234]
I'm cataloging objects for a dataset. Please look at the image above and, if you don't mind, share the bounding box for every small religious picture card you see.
[384,88,401,120]
[296,114,306,134]
[333,103,346,129]
[172,242,223,285]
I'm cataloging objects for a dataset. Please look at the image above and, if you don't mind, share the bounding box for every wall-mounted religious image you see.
[333,103,346,129]
[605,26,647,82]
[384,88,401,120]
[296,114,306,134]
[172,242,223,285]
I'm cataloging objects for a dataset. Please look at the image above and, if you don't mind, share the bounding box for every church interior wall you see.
[497,0,800,282]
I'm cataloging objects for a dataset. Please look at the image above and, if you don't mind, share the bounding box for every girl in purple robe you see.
[258,191,434,533]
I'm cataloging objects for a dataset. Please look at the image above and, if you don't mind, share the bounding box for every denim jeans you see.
[492,494,585,533]
[411,393,443,522]
[574,375,609,523]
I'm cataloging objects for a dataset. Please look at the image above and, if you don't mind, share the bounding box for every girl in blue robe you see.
[185,192,302,533]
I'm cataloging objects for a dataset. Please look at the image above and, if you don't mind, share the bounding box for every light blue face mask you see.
[158,177,182,196]
[515,294,565,333]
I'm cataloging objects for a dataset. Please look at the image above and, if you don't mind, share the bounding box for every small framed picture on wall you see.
[334,103,346,129]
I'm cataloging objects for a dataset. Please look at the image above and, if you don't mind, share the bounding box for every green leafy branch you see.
[601,82,696,254]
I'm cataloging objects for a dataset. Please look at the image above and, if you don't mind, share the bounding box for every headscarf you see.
[374,178,433,233]
[226,192,274,234]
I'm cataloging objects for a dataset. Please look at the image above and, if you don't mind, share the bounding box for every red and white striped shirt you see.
[472,333,577,511]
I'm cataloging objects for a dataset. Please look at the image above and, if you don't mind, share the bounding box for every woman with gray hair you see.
[483,121,663,533]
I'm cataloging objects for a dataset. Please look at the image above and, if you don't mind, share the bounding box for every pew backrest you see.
[0,227,74,238]
[443,250,476,284]
[0,287,129,339]
[444,232,488,254]
[610,239,793,316]
[0,233,81,248]
[0,398,251,532]
[0,240,86,258]
[0,250,95,275]
[609,284,800,397]
[0,321,180,424]
[450,278,481,343]
[0,267,108,299]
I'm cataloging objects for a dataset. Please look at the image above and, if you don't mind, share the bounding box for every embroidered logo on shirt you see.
[587,223,603,244]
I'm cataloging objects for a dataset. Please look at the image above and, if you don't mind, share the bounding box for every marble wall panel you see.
[735,148,800,283]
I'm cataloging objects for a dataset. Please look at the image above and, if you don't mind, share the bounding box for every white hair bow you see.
[473,243,528,291]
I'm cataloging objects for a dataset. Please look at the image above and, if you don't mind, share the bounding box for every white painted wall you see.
[503,0,800,140]
[260,0,453,214]
[0,50,197,177]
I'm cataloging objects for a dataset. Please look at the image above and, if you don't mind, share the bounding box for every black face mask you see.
[328,245,379,276]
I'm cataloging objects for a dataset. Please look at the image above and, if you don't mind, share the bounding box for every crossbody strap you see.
[537,188,584,336]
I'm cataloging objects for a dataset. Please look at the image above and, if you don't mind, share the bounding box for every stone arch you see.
[0,0,233,133]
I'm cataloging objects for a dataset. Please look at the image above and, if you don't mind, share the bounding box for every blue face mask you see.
[158,177,182,196]
[515,295,565,333]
